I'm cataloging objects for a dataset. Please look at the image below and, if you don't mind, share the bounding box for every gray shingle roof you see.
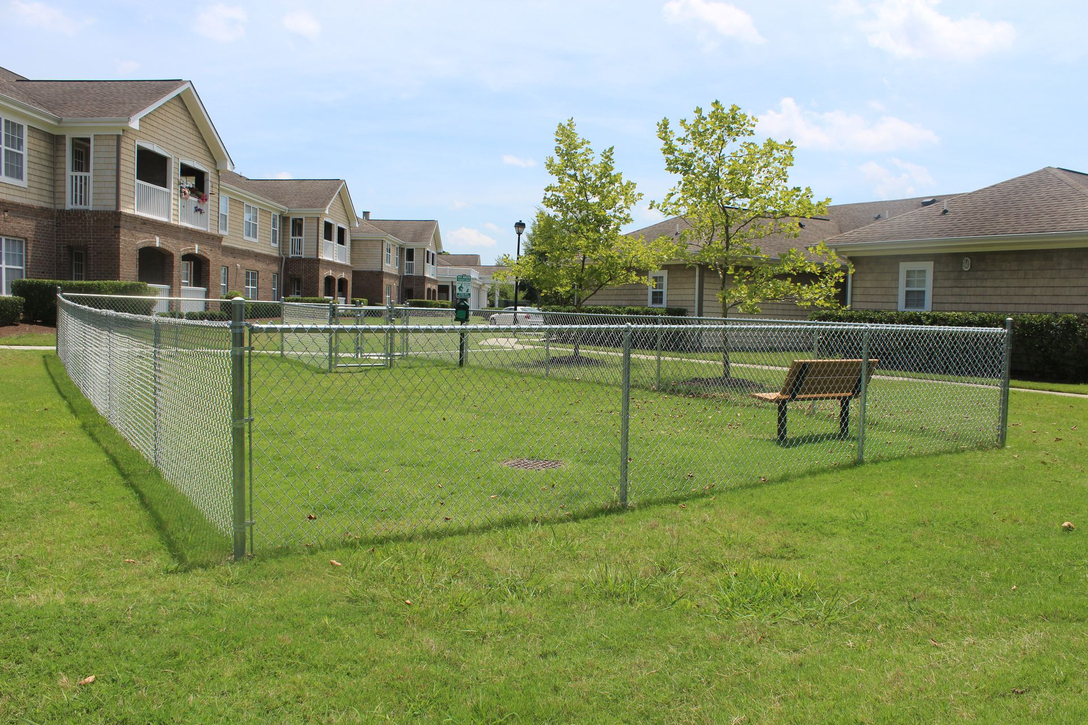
[828,167,1088,246]
[220,170,345,211]
[0,66,187,119]
[628,214,842,262]
[437,253,482,266]
[363,219,439,246]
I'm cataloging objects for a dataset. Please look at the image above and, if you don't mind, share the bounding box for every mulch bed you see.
[0,323,55,338]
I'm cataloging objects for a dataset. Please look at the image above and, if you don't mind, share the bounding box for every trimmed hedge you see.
[407,299,453,308]
[810,309,1088,383]
[543,304,689,317]
[283,297,369,306]
[0,295,24,326]
[14,279,154,324]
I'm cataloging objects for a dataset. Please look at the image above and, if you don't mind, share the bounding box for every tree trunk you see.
[719,273,731,378]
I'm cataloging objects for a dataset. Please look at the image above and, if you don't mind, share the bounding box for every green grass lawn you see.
[4,349,1087,722]
[1010,378,1088,395]
[0,331,56,346]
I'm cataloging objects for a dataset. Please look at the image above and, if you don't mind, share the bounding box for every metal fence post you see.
[230,297,248,561]
[153,318,161,468]
[55,286,62,357]
[618,325,632,507]
[655,320,663,390]
[402,306,409,358]
[856,325,872,464]
[998,317,1013,447]
[327,301,336,373]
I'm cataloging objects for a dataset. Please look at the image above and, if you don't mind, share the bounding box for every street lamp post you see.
[513,219,525,322]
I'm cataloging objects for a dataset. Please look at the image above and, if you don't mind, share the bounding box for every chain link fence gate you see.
[57,293,1012,560]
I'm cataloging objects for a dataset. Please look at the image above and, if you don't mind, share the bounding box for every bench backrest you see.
[779,358,879,400]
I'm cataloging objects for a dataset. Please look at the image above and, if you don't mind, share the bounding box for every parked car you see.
[488,306,545,325]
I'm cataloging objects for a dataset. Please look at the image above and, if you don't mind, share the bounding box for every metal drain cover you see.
[502,458,564,471]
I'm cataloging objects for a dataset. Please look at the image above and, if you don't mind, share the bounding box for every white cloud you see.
[851,0,1015,61]
[450,200,468,210]
[195,4,247,42]
[759,98,939,153]
[273,171,293,179]
[662,0,765,48]
[483,222,504,234]
[634,204,666,225]
[448,227,497,248]
[10,1,89,34]
[114,59,141,75]
[502,154,536,168]
[859,158,935,199]
[282,10,321,41]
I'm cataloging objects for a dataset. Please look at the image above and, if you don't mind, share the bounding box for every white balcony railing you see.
[437,266,480,281]
[425,262,437,278]
[148,283,171,315]
[404,260,415,275]
[323,239,335,260]
[336,244,347,264]
[136,180,170,220]
[180,286,207,314]
[180,195,209,230]
[69,172,90,208]
[290,236,304,257]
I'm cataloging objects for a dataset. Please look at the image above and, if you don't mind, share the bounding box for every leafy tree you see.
[496,119,677,346]
[652,101,850,377]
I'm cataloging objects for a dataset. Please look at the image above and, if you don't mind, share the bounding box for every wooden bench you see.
[751,358,878,444]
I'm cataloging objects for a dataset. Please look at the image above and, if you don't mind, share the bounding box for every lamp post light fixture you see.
[513,219,525,321]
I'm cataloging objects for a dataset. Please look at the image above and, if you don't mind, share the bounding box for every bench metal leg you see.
[839,397,850,439]
[777,401,788,444]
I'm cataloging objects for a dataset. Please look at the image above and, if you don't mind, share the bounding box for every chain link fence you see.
[57,293,1012,560]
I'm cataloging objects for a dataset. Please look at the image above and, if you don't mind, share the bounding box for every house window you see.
[386,242,392,266]
[648,270,667,307]
[135,144,171,220]
[71,249,85,281]
[898,261,933,312]
[2,117,26,184]
[271,273,279,301]
[271,215,279,248]
[290,277,302,297]
[245,270,258,299]
[181,260,193,287]
[220,266,229,296]
[323,220,334,242]
[385,284,392,304]
[244,203,259,241]
[219,196,230,233]
[1,237,25,295]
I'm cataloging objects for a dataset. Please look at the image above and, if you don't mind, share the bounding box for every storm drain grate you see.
[502,458,565,471]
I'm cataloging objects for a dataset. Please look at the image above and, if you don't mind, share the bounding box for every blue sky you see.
[6,0,1086,260]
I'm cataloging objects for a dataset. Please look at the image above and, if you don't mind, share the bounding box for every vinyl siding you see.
[588,264,697,313]
[92,134,118,210]
[119,96,220,224]
[850,249,1088,314]
[222,197,281,258]
[350,237,383,269]
[0,124,55,207]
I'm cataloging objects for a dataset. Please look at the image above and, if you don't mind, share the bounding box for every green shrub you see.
[223,290,245,300]
[14,279,154,324]
[217,297,281,319]
[0,295,24,326]
[284,296,334,304]
[185,310,230,322]
[407,299,453,308]
[352,298,368,307]
[810,309,1088,383]
[542,304,688,317]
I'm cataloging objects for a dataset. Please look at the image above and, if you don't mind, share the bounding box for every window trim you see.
[71,248,86,281]
[1,236,26,296]
[243,203,259,242]
[244,270,258,299]
[647,270,667,308]
[1,116,28,188]
[220,266,229,296]
[270,214,280,248]
[898,261,934,312]
[219,195,230,234]
[271,272,279,301]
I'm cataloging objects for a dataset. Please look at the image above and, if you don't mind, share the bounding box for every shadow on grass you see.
[44,354,229,569]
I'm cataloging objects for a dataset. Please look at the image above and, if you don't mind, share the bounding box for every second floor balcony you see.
[136,180,170,221]
[290,236,304,257]
[180,194,208,230]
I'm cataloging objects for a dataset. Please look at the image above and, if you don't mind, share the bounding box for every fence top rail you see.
[250,320,1009,335]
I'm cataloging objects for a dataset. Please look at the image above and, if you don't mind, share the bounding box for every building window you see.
[271,273,279,301]
[245,270,258,299]
[1,237,26,295]
[385,284,392,304]
[244,203,259,241]
[898,261,933,312]
[386,242,392,266]
[219,196,230,234]
[323,220,334,242]
[648,270,667,307]
[2,117,26,184]
[271,215,280,248]
[181,260,193,287]
[71,249,85,281]
[290,277,302,297]
[220,266,229,296]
